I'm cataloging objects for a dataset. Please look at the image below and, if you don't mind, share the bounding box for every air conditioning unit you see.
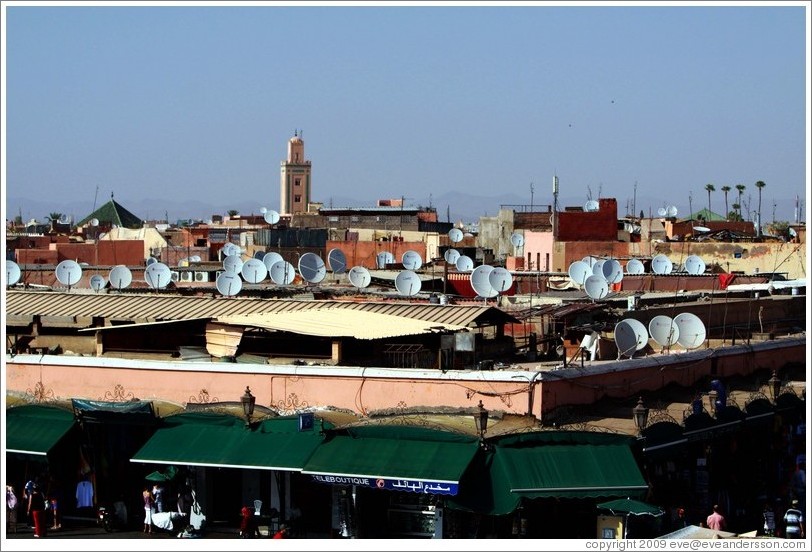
[181,272,194,282]
[195,272,209,282]
[170,271,180,282]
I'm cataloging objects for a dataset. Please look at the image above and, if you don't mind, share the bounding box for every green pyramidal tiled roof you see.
[686,208,726,222]
[77,199,143,228]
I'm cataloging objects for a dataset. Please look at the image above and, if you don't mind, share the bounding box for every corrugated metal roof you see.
[217,309,468,340]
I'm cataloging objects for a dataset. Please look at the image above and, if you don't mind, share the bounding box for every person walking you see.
[706,504,726,531]
[26,483,47,538]
[6,485,18,533]
[784,499,805,539]
[142,488,154,534]
[763,502,776,536]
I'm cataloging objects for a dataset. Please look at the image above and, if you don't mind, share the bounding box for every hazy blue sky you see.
[2,2,809,224]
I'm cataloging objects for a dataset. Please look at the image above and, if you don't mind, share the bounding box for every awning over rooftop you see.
[6,404,77,457]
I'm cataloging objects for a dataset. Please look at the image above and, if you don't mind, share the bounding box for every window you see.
[295,179,301,187]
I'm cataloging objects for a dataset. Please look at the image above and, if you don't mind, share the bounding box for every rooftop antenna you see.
[530,181,534,212]
[552,174,559,213]
[93,185,99,212]
[633,181,637,221]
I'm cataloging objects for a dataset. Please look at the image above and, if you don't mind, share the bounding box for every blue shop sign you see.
[310,474,458,495]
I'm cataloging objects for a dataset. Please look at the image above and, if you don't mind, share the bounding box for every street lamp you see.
[241,386,256,428]
[768,371,781,403]
[473,400,489,443]
[632,397,648,435]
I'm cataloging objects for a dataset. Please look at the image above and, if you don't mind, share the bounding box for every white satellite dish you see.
[614,318,648,358]
[89,274,106,292]
[263,251,284,272]
[189,255,202,263]
[648,315,680,348]
[146,256,158,266]
[223,254,244,274]
[651,254,673,275]
[348,266,371,289]
[109,265,132,290]
[602,259,624,285]
[6,260,22,286]
[582,256,599,268]
[444,248,460,264]
[55,260,82,287]
[215,271,243,297]
[510,232,524,247]
[666,205,678,218]
[470,265,498,298]
[584,200,600,212]
[584,275,609,300]
[448,228,464,243]
[693,226,711,233]
[298,252,326,284]
[269,260,296,285]
[241,258,268,284]
[395,270,422,297]
[488,267,513,293]
[90,218,100,227]
[626,258,645,275]
[263,210,280,225]
[401,250,423,271]
[327,248,348,274]
[144,262,171,289]
[376,251,395,269]
[657,207,667,218]
[568,261,591,285]
[684,255,706,276]
[591,260,607,278]
[673,312,706,349]
[260,206,268,214]
[455,255,474,272]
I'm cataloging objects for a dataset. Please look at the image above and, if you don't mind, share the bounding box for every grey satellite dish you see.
[144,262,171,289]
[657,207,667,218]
[614,319,648,359]
[488,267,513,293]
[189,255,202,263]
[584,200,600,212]
[109,265,132,290]
[215,271,243,297]
[455,255,474,272]
[269,260,296,285]
[626,258,645,275]
[602,259,623,285]
[510,232,524,247]
[263,210,280,225]
[253,251,265,260]
[684,255,706,275]
[241,258,268,284]
[146,257,158,266]
[260,206,268,214]
[401,250,423,271]
[673,312,706,349]
[568,261,591,285]
[298,252,326,284]
[6,260,21,286]
[444,248,460,264]
[263,251,284,272]
[222,243,241,257]
[666,205,678,218]
[651,254,673,275]
[89,274,106,292]
[693,226,711,233]
[223,254,244,274]
[348,266,371,289]
[327,248,348,274]
[376,251,395,269]
[582,256,599,268]
[448,228,464,243]
[90,218,100,227]
[470,265,498,298]
[55,260,82,287]
[584,275,609,300]
[648,315,680,348]
[591,260,607,278]
[395,270,422,297]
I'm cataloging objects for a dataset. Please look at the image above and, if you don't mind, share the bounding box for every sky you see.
[2,1,810,225]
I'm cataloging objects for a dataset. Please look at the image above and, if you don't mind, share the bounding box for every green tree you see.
[735,184,746,217]
[721,185,731,219]
[755,180,766,236]
[227,209,239,217]
[47,212,64,232]
[704,183,715,217]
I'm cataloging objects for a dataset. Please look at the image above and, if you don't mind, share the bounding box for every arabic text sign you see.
[310,475,458,495]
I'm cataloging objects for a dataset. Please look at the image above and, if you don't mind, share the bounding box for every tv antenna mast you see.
[530,181,534,212]
[92,185,99,212]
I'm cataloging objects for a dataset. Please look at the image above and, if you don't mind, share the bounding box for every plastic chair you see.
[253,499,262,516]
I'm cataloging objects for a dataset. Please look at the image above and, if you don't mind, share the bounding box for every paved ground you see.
[5,519,247,540]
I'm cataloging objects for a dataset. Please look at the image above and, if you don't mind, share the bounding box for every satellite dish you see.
[657,207,667,218]
[376,251,395,269]
[448,228,464,243]
[568,261,591,285]
[591,260,607,278]
[582,256,599,268]
[59,214,70,224]
[109,265,132,290]
[327,248,348,274]
[444,248,460,264]
[651,254,673,275]
[189,255,202,263]
[263,210,280,225]
[262,251,284,272]
[470,265,497,298]
[260,206,268,214]
[584,200,600,212]
[6,260,22,286]
[614,319,648,358]
[241,258,268,284]
[298,252,326,284]
[648,315,680,348]
[684,255,706,275]
[89,274,106,292]
[666,205,678,218]
[348,266,371,289]
[693,226,711,233]
[223,254,244,274]
[146,256,158,266]
[401,250,423,271]
[55,260,82,287]
[510,232,524,247]
[215,271,243,297]
[584,275,609,300]
[90,218,100,227]
[269,260,296,285]
[394,270,422,297]
[144,262,171,289]
[673,312,706,349]
[488,267,513,293]
[455,255,474,272]
[253,251,265,260]
[626,258,645,275]
[602,259,624,285]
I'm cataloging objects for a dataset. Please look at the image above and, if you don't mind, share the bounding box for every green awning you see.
[130,413,326,471]
[6,405,77,457]
[597,498,664,517]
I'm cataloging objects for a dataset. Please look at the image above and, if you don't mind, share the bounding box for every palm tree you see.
[47,212,64,233]
[755,181,766,236]
[730,203,742,221]
[735,184,746,217]
[227,209,239,217]
[721,185,731,219]
[704,183,715,218]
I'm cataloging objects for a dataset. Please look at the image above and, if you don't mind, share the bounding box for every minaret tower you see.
[280,130,312,216]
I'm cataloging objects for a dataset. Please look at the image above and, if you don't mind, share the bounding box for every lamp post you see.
[473,400,489,445]
[241,386,256,428]
[632,397,649,436]
[708,389,718,417]
[768,371,781,403]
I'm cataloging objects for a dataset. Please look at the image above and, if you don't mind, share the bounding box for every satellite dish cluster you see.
[614,312,706,359]
[568,256,623,301]
[657,205,679,218]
